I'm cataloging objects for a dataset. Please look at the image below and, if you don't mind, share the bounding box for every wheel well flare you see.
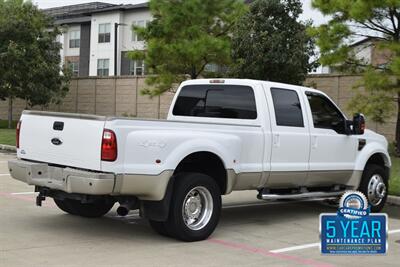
[174,152,227,194]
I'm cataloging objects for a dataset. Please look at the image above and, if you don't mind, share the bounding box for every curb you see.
[0,144,16,152]
[387,195,400,206]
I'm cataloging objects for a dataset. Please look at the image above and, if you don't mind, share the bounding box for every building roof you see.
[349,37,381,48]
[43,2,149,25]
[87,2,149,14]
[43,2,116,19]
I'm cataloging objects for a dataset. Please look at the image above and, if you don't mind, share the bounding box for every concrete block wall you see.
[0,74,397,142]
[305,74,397,142]
[0,77,175,121]
[115,78,137,117]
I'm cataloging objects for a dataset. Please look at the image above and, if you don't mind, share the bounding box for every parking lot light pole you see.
[114,23,127,76]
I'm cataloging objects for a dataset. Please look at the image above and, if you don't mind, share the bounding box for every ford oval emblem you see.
[51,138,63,146]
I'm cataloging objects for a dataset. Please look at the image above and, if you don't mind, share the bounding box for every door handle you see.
[273,134,280,147]
[312,135,318,149]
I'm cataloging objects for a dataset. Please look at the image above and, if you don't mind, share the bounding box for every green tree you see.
[0,0,70,128]
[231,0,318,85]
[309,0,400,155]
[129,0,247,96]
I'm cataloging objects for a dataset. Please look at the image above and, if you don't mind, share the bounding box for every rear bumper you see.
[8,159,174,200]
[8,159,115,195]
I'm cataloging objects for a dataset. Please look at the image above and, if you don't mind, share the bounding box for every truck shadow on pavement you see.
[31,200,400,243]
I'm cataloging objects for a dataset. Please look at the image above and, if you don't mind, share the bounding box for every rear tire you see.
[149,220,171,237]
[164,173,221,242]
[54,198,114,218]
[358,164,388,212]
[54,198,78,215]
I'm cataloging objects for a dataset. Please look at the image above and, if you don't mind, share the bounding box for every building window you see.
[68,61,79,77]
[129,60,145,75]
[97,59,109,76]
[98,23,111,43]
[204,63,219,73]
[69,30,80,48]
[132,20,149,41]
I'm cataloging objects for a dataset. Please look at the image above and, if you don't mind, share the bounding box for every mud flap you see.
[141,176,175,222]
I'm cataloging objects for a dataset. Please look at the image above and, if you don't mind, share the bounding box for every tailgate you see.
[18,111,106,171]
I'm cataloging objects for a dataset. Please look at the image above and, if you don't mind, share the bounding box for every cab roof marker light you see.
[210,79,225,84]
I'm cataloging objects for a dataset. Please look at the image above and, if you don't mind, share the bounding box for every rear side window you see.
[172,85,257,119]
[271,88,304,127]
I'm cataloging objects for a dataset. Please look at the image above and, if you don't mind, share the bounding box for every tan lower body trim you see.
[111,169,363,200]
[113,170,173,201]
[226,170,262,193]
[225,169,363,193]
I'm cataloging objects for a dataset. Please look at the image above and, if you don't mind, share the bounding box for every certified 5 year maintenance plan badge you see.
[320,191,388,254]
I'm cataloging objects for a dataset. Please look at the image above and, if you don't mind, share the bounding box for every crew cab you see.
[9,79,391,241]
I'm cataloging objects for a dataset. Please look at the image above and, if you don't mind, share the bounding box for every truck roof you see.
[180,78,321,94]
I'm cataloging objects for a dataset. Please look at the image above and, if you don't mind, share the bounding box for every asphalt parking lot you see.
[0,152,399,267]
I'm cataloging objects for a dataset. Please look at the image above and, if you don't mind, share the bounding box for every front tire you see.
[358,164,388,212]
[54,198,114,218]
[164,173,221,242]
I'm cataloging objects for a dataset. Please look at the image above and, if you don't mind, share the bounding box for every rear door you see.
[18,112,105,171]
[264,86,311,188]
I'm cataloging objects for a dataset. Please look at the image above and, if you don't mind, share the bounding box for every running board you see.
[258,191,346,200]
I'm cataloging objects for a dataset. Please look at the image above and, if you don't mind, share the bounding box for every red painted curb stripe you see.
[0,192,55,208]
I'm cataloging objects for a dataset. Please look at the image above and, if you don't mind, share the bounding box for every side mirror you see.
[344,120,353,135]
[352,113,365,135]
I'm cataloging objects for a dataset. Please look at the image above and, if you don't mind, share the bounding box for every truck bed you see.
[18,110,263,175]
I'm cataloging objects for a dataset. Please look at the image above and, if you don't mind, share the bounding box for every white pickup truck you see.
[9,79,391,241]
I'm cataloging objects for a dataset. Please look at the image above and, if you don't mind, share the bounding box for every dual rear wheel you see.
[54,198,115,218]
[149,173,222,242]
[54,172,221,242]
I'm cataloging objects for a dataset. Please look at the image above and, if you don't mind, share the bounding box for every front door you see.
[303,91,358,186]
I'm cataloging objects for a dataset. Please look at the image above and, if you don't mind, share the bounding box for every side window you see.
[69,30,80,48]
[68,61,79,77]
[98,23,111,43]
[271,88,304,127]
[129,60,145,75]
[172,85,257,119]
[306,92,345,133]
[97,59,110,76]
[132,20,147,41]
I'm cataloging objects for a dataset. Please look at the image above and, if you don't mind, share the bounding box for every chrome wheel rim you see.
[182,186,213,231]
[367,174,386,206]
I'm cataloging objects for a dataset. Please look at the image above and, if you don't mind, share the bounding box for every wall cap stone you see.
[0,144,16,152]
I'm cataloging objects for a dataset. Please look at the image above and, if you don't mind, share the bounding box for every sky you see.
[31,0,330,26]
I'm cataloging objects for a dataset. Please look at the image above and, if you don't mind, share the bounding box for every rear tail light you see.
[16,120,22,149]
[101,129,117,161]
